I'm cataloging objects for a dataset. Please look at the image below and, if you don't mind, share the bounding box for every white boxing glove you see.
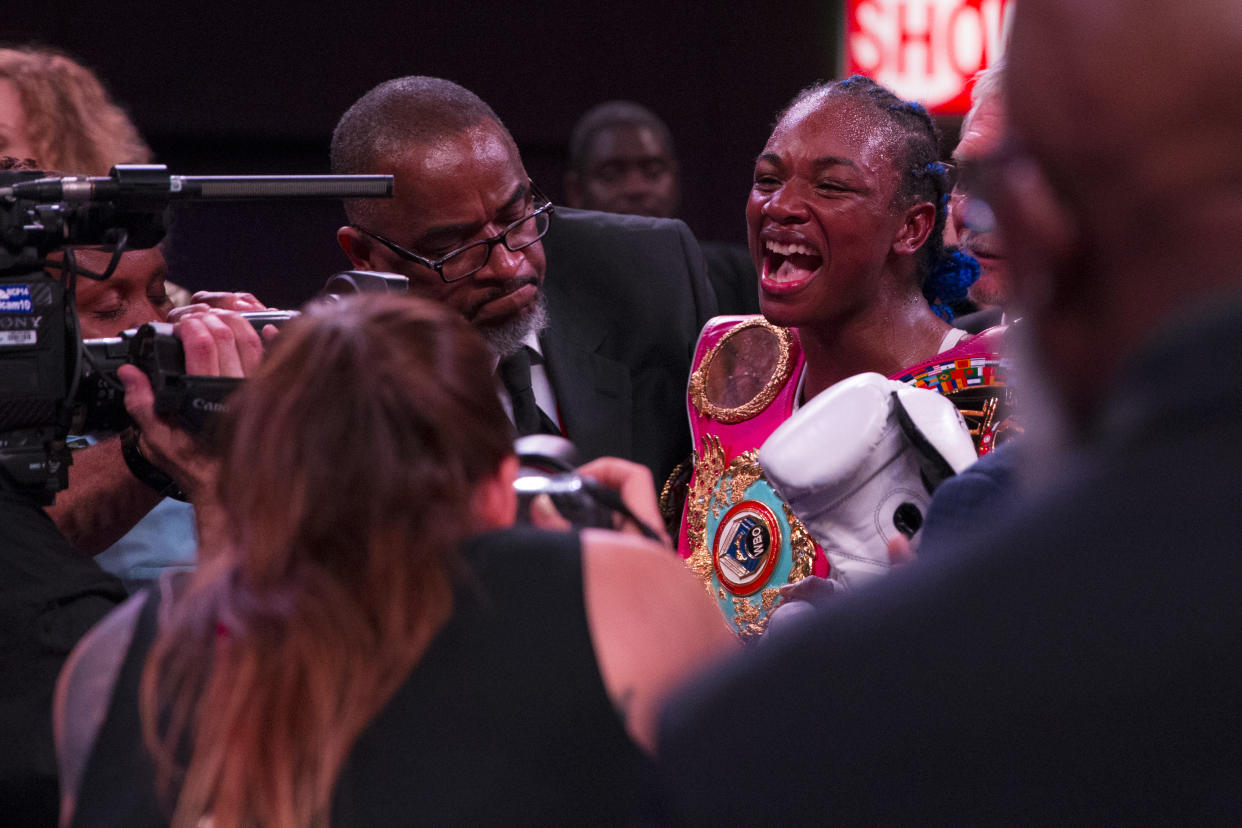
[759,373,977,590]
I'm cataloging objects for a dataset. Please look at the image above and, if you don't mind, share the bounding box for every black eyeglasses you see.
[353,182,554,283]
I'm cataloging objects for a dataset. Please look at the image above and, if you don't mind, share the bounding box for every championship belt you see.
[677,318,1017,638]
[678,317,821,638]
[890,325,1018,455]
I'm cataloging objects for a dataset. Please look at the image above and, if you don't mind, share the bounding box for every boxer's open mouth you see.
[761,239,824,294]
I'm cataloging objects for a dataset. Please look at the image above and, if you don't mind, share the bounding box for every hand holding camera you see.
[118,310,265,501]
[516,435,669,545]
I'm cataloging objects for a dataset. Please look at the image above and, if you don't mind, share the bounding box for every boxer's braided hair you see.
[780,75,977,319]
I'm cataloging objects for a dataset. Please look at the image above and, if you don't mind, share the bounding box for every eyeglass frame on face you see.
[352,181,555,283]
[947,139,1075,247]
[943,159,996,234]
[944,148,1024,236]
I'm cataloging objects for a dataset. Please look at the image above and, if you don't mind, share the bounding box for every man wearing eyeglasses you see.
[332,76,715,485]
[949,57,1010,334]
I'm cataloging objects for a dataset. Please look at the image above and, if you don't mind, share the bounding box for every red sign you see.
[845,0,1013,115]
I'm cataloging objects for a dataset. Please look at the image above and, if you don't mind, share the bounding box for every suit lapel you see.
[539,281,633,462]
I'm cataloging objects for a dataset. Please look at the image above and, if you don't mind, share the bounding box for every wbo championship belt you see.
[675,316,1016,637]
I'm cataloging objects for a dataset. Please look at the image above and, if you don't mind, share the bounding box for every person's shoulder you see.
[547,206,693,244]
[960,321,1010,350]
[459,526,582,581]
[917,445,1023,557]
[700,240,751,267]
[963,443,1021,484]
[953,306,1004,334]
[56,589,149,712]
[580,529,737,752]
[54,589,152,817]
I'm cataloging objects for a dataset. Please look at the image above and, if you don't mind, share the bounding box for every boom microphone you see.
[0,164,393,204]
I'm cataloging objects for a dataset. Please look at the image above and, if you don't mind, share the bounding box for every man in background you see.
[565,100,757,315]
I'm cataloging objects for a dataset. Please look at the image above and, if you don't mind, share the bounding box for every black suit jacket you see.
[0,494,125,824]
[539,208,716,484]
[917,441,1021,560]
[700,240,760,316]
[953,305,1004,333]
[659,300,1242,825]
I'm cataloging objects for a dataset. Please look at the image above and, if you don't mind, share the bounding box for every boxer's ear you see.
[891,200,936,257]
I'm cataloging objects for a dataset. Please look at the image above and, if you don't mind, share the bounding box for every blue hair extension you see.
[923,248,980,321]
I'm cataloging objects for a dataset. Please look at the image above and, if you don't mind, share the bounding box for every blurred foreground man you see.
[659,0,1242,823]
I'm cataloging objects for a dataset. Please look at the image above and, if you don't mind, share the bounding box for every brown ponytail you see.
[140,295,514,827]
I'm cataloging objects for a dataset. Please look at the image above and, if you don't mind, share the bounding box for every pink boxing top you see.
[675,316,1014,637]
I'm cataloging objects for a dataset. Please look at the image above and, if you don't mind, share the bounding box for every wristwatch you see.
[120,428,188,502]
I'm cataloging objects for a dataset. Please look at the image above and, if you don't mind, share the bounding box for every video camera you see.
[513,434,665,542]
[0,164,392,502]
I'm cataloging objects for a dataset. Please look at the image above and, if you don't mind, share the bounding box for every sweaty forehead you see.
[398,123,523,181]
[767,94,900,177]
[379,123,530,240]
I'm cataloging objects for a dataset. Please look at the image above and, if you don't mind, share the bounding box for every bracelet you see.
[120,428,188,502]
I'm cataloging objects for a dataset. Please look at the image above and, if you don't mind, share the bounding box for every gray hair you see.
[963,56,1007,131]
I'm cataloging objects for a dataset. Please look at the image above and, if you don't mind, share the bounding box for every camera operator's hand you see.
[117,311,263,500]
[167,290,266,321]
[529,457,671,547]
[48,270,271,553]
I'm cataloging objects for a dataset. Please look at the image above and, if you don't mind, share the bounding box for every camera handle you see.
[576,479,666,544]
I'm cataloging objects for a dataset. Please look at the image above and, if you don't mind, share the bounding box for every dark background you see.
[9,1,958,308]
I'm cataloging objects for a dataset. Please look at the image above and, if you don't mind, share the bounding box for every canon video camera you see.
[0,164,391,502]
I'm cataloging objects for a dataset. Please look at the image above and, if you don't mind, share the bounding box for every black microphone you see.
[0,164,393,203]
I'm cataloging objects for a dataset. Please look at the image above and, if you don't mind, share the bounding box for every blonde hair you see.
[0,45,151,174]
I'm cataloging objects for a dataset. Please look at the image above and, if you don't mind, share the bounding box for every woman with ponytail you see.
[56,294,734,827]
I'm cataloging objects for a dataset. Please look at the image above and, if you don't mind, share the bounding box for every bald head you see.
[1003,0,1242,431]
[1009,0,1242,224]
[331,76,514,225]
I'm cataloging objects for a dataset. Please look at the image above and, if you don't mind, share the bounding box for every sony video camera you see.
[0,164,391,502]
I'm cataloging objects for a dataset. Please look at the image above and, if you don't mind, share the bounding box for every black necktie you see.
[498,348,558,436]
